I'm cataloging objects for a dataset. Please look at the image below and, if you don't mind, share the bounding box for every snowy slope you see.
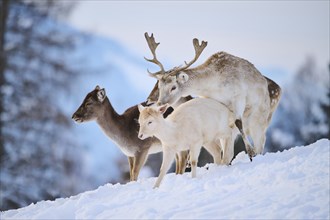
[2,139,329,219]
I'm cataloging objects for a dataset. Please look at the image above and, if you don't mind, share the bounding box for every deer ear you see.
[138,104,145,112]
[177,72,189,84]
[97,88,106,102]
[158,104,168,114]
[95,85,101,90]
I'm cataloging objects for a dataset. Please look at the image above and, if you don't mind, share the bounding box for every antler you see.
[144,32,165,76]
[173,38,207,73]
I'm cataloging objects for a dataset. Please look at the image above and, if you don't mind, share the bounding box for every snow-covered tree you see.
[268,57,329,150]
[0,0,86,211]
[319,64,330,139]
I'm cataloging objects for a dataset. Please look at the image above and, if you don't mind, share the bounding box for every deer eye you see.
[170,86,176,92]
[147,121,152,125]
[85,102,92,107]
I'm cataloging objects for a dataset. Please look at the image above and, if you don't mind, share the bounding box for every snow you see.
[2,139,329,219]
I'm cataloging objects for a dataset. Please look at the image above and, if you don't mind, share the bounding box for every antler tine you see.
[176,38,208,73]
[144,32,165,74]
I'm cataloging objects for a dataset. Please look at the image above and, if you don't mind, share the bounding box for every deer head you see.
[144,32,207,106]
[72,85,107,123]
[137,104,168,140]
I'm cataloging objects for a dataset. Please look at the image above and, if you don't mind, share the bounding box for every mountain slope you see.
[2,141,328,219]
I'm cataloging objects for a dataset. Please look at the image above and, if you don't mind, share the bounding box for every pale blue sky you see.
[68,1,329,77]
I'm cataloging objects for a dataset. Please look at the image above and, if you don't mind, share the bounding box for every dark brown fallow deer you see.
[72,86,188,181]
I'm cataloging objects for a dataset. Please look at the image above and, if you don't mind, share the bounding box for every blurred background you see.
[0,0,329,211]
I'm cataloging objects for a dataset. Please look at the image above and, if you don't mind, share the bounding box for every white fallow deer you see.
[146,82,197,168]
[138,98,239,188]
[72,86,189,181]
[146,81,226,166]
[143,33,281,161]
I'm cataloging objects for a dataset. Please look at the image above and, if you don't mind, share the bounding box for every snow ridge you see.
[2,139,329,219]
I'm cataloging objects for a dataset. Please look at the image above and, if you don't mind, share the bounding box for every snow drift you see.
[1,139,329,219]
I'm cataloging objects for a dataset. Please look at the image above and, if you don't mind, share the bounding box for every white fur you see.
[178,73,189,84]
[157,52,277,156]
[97,89,106,103]
[138,98,239,188]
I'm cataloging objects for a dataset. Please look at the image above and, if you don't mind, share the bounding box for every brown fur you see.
[264,76,282,122]
[72,86,188,181]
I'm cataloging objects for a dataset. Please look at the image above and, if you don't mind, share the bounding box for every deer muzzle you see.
[138,131,147,140]
[72,112,83,123]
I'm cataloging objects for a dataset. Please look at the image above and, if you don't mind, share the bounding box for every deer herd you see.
[72,33,281,188]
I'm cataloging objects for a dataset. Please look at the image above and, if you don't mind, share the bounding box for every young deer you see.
[146,82,198,168]
[72,86,188,181]
[138,98,239,188]
[143,33,281,160]
[147,82,228,166]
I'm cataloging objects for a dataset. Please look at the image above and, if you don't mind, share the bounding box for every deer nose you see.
[72,112,82,121]
[72,112,80,119]
[138,134,143,139]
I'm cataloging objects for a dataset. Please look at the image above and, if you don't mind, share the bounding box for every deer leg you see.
[250,126,266,155]
[132,150,148,181]
[185,152,191,169]
[204,141,222,165]
[220,137,235,165]
[154,148,175,188]
[175,153,179,174]
[235,119,255,161]
[249,109,269,155]
[127,157,134,181]
[178,150,189,174]
[233,99,255,161]
[189,144,202,178]
[183,150,190,173]
[221,136,235,165]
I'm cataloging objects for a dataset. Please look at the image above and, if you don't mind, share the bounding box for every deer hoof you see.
[247,147,256,161]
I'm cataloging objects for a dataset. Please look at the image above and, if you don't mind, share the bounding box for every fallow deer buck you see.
[72,86,189,181]
[144,33,281,161]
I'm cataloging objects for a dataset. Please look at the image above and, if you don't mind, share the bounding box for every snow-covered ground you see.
[2,139,329,219]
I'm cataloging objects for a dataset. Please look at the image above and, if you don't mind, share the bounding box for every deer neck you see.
[96,97,124,143]
[181,69,213,97]
[153,119,177,146]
